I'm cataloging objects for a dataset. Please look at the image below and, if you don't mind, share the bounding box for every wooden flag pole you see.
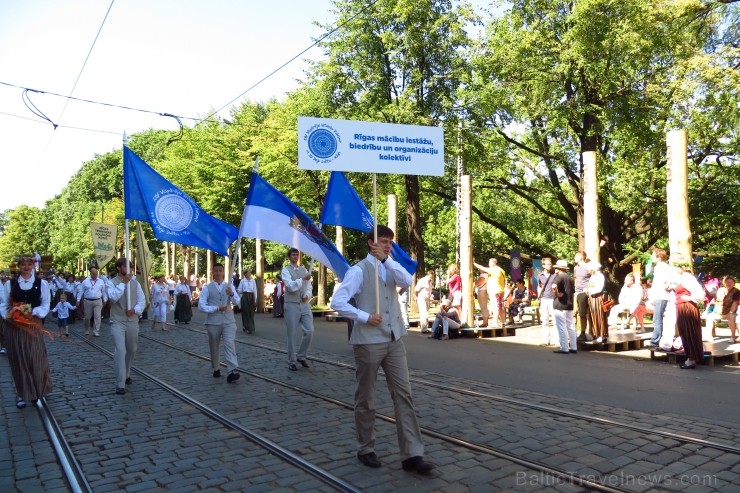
[123,132,131,310]
[373,173,379,313]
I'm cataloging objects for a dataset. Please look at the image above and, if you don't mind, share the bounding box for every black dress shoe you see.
[227,371,241,383]
[569,349,577,354]
[289,363,298,371]
[357,452,381,468]
[213,370,221,378]
[115,388,126,395]
[297,359,310,368]
[401,456,434,474]
[125,377,132,385]
[553,350,569,354]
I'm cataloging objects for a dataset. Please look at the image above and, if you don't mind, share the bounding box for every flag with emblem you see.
[319,171,418,275]
[123,146,238,256]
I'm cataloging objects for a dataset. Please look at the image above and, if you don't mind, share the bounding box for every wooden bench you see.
[648,346,739,366]
[579,332,648,352]
[523,306,540,324]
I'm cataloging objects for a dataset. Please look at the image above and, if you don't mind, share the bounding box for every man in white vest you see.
[280,248,314,371]
[198,263,241,383]
[104,258,146,395]
[331,225,434,475]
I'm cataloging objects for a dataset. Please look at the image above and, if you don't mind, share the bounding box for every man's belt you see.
[85,298,101,301]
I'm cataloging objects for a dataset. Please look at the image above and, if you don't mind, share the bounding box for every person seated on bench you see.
[608,273,648,332]
[508,279,530,324]
[429,296,461,341]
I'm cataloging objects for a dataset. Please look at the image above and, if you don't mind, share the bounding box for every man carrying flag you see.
[331,225,434,474]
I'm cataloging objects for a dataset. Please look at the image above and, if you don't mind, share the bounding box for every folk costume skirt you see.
[5,319,53,402]
[175,293,192,323]
[676,301,704,363]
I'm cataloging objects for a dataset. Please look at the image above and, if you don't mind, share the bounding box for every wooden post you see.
[171,242,176,276]
[666,130,693,266]
[582,151,600,263]
[255,239,264,312]
[335,226,344,255]
[206,250,213,283]
[164,241,170,277]
[388,194,397,235]
[460,175,474,327]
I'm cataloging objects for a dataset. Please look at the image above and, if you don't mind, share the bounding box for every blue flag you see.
[123,147,239,256]
[239,172,350,279]
[319,171,418,275]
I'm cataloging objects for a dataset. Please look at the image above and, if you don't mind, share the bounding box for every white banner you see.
[298,117,444,176]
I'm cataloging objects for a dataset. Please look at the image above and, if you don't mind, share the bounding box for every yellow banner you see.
[90,222,117,269]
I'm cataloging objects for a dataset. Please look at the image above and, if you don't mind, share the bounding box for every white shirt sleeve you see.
[330,265,369,323]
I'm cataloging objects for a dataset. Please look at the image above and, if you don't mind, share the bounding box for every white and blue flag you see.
[239,172,350,279]
[123,146,239,256]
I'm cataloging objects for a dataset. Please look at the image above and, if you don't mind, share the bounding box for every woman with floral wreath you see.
[0,254,53,408]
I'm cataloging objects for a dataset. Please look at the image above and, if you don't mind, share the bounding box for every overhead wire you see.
[200,0,382,125]
[3,0,381,145]
[31,0,117,176]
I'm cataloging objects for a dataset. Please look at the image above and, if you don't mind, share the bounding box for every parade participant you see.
[198,263,241,383]
[573,251,591,340]
[150,275,170,331]
[173,276,192,324]
[237,269,258,334]
[331,225,434,474]
[51,292,76,337]
[667,255,705,369]
[76,265,106,337]
[0,254,52,409]
[414,270,434,333]
[104,258,146,394]
[63,273,78,324]
[272,275,285,318]
[551,260,577,353]
[280,248,314,371]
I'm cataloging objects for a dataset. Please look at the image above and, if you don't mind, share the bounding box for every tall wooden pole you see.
[582,151,600,263]
[335,226,344,255]
[255,239,264,312]
[460,175,474,327]
[666,130,692,265]
[164,241,170,277]
[388,194,397,235]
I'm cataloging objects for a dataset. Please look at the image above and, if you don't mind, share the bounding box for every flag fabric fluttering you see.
[319,171,418,275]
[123,147,238,256]
[239,172,350,279]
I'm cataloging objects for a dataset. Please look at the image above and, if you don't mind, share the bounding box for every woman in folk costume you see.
[150,275,170,331]
[174,275,192,324]
[667,255,706,369]
[272,275,285,318]
[0,254,53,408]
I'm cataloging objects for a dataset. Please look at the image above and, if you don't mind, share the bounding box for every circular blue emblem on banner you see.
[307,128,338,159]
[155,194,193,232]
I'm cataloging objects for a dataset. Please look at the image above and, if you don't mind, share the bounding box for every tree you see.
[461,0,739,277]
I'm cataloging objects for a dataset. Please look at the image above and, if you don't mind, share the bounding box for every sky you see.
[0,0,339,212]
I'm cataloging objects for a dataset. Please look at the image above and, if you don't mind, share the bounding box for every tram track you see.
[132,330,657,493]
[45,329,363,493]
[41,318,738,492]
[179,322,740,457]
